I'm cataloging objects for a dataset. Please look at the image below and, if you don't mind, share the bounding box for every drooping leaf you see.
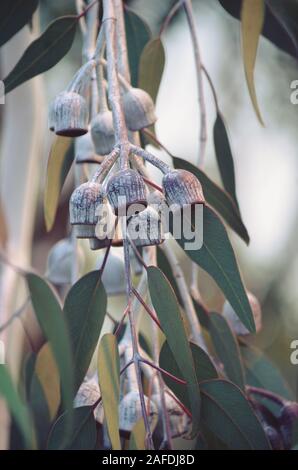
[147,266,201,436]
[64,271,107,393]
[218,0,298,59]
[129,419,146,450]
[4,16,78,93]
[156,247,183,305]
[0,0,39,48]
[44,136,73,232]
[192,297,210,330]
[139,38,165,103]
[173,156,249,244]
[213,113,239,209]
[240,342,293,400]
[159,341,218,406]
[241,0,265,124]
[48,406,97,450]
[35,343,60,421]
[125,9,151,86]
[26,273,74,441]
[209,312,245,390]
[0,365,34,448]
[170,205,255,332]
[200,379,271,449]
[97,334,121,450]
[29,373,50,449]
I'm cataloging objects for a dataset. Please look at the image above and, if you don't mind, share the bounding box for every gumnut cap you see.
[127,206,164,247]
[123,88,157,131]
[91,111,115,155]
[51,91,89,137]
[162,169,205,208]
[107,169,147,215]
[69,182,104,236]
[222,290,262,335]
[119,391,158,432]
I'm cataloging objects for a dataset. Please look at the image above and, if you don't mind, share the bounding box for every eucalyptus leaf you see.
[241,0,265,125]
[97,334,121,450]
[170,205,255,332]
[139,38,165,103]
[201,379,271,449]
[64,271,107,393]
[173,156,249,244]
[26,273,74,442]
[48,406,97,450]
[209,312,245,390]
[213,113,239,210]
[0,0,39,48]
[0,365,34,448]
[35,343,61,421]
[4,16,78,93]
[29,374,50,449]
[44,136,73,232]
[147,266,201,436]
[125,9,151,86]
[129,419,146,450]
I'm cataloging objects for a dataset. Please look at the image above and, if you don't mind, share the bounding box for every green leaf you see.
[241,0,265,125]
[173,156,249,244]
[48,406,97,450]
[35,343,61,421]
[44,136,74,232]
[29,373,50,449]
[97,334,121,450]
[64,271,107,393]
[125,9,151,86]
[147,266,201,436]
[200,379,271,449]
[159,342,218,408]
[0,365,34,448]
[156,247,183,305]
[213,113,239,210]
[4,16,78,93]
[171,205,255,332]
[192,297,210,330]
[138,38,165,103]
[26,273,74,442]
[129,419,146,450]
[0,0,39,48]
[209,312,245,390]
[240,342,293,400]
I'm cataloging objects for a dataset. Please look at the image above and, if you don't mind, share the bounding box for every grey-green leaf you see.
[0,0,39,48]
[138,37,165,103]
[147,266,201,436]
[4,16,78,93]
[171,205,255,333]
[125,9,151,86]
[209,312,245,390]
[64,271,107,393]
[173,156,249,244]
[26,273,74,441]
[0,365,34,448]
[201,379,271,450]
[48,406,97,450]
[213,113,239,209]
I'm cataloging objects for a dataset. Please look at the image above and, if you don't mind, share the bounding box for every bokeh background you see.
[1,0,297,398]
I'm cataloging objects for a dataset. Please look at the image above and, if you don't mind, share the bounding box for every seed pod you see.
[45,238,85,285]
[123,88,157,131]
[74,375,103,423]
[48,101,55,132]
[222,291,262,335]
[162,169,205,208]
[50,91,89,137]
[91,111,115,155]
[107,169,147,215]
[119,391,158,433]
[147,190,170,233]
[75,132,101,164]
[69,182,104,238]
[152,393,190,439]
[96,249,126,295]
[127,206,164,247]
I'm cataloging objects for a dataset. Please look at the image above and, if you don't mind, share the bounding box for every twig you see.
[132,287,162,330]
[140,358,187,385]
[159,0,184,36]
[0,297,30,333]
[114,0,131,82]
[201,65,219,113]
